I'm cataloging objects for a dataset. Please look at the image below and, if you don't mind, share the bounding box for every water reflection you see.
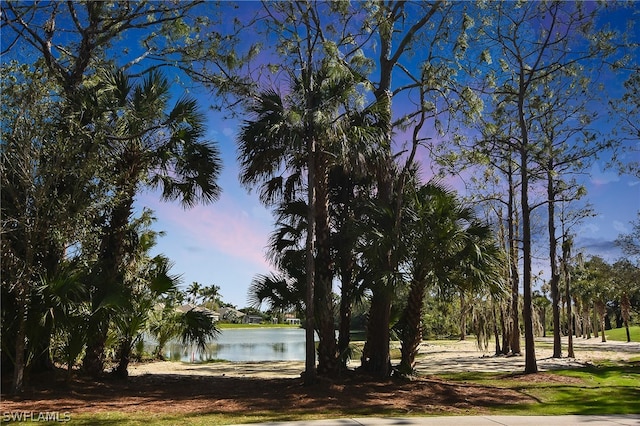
[159,327,312,362]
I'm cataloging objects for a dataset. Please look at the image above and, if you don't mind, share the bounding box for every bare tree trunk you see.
[501,304,511,355]
[337,256,354,369]
[315,155,338,376]
[361,290,392,377]
[519,91,537,374]
[508,163,521,355]
[115,339,132,378]
[547,162,562,357]
[493,300,502,356]
[304,105,317,386]
[622,292,631,343]
[595,301,606,343]
[459,292,467,341]
[398,278,427,375]
[563,237,574,356]
[12,284,28,394]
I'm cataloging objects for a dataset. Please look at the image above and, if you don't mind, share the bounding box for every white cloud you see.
[590,163,620,185]
[579,223,600,235]
[222,127,235,137]
[613,220,629,234]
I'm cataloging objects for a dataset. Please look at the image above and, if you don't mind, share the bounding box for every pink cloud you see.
[141,194,273,270]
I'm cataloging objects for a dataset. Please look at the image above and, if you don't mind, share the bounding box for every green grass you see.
[52,412,338,426]
[603,326,639,342]
[545,326,640,342]
[437,361,640,416]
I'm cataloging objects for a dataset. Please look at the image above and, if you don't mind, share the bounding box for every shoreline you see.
[129,337,640,379]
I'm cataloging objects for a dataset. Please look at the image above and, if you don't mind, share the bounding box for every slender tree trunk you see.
[507,162,521,355]
[595,301,606,343]
[493,299,502,356]
[564,239,574,355]
[12,283,28,394]
[496,210,511,355]
[518,90,537,373]
[547,163,562,357]
[622,292,631,342]
[315,155,338,376]
[459,292,467,341]
[337,236,355,370]
[501,304,511,355]
[304,96,317,386]
[582,303,591,339]
[398,277,427,375]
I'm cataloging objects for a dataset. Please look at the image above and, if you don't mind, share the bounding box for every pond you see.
[161,327,312,362]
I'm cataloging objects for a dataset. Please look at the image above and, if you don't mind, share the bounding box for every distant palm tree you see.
[187,282,203,306]
[200,284,221,308]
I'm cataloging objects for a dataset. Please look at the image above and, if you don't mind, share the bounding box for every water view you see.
[163,327,311,362]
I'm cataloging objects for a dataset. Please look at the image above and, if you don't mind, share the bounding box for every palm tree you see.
[82,69,222,377]
[396,182,505,375]
[611,259,640,342]
[200,285,221,309]
[187,282,203,306]
[249,200,307,313]
[238,56,382,378]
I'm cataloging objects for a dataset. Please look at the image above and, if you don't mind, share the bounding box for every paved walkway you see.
[233,415,640,425]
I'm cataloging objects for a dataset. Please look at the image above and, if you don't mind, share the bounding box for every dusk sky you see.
[14,1,629,309]
[135,122,639,309]
[3,1,636,308]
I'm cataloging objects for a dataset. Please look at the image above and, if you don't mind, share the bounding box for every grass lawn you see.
[436,360,640,416]
[544,325,640,342]
[604,325,639,342]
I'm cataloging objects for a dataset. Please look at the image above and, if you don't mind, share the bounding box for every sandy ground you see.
[2,336,637,417]
[128,336,640,379]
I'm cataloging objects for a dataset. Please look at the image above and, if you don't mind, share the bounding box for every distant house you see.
[284,314,300,325]
[242,314,263,324]
[219,307,245,323]
[177,304,220,322]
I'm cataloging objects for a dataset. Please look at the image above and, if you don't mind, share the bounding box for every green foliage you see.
[179,309,220,353]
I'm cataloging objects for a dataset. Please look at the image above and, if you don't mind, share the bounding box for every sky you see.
[134,120,639,309]
[125,2,637,308]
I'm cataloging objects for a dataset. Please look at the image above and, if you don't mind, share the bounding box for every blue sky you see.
[3,2,636,309]
[129,2,639,308]
[135,117,639,308]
